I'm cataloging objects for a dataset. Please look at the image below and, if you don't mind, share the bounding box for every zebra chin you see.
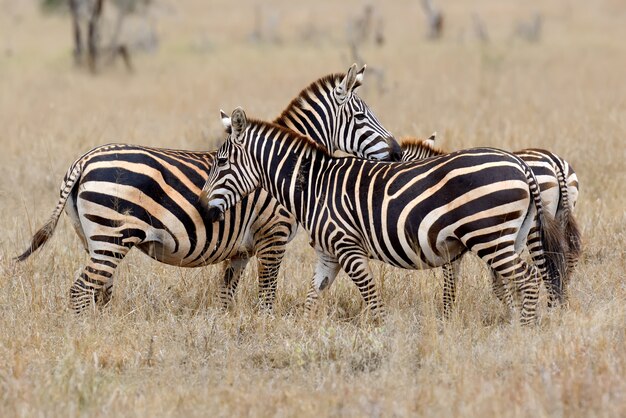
[205,206,225,223]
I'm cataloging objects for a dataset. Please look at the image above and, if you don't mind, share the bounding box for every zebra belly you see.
[76,181,257,268]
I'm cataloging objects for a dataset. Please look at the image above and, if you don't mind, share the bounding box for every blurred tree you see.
[421,0,444,40]
[40,0,68,13]
[65,0,155,73]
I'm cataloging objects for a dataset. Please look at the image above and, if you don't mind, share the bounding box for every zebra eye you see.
[216,157,228,166]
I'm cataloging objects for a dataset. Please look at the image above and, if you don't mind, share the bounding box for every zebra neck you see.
[273,109,334,153]
[256,139,326,230]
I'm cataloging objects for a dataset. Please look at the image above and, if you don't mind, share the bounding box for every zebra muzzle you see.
[388,137,402,162]
[206,206,225,223]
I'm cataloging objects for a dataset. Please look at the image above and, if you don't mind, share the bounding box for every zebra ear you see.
[353,64,366,90]
[230,107,248,142]
[221,109,232,134]
[425,132,437,147]
[335,63,358,101]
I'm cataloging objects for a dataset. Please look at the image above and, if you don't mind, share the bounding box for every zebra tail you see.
[539,210,569,301]
[563,213,582,267]
[524,163,569,301]
[15,161,83,262]
[554,161,582,271]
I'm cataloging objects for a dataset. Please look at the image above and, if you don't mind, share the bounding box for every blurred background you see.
[1,0,624,148]
[2,0,625,280]
[2,0,626,289]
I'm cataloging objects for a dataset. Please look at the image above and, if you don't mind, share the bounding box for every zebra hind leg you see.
[489,268,517,311]
[304,253,340,317]
[219,257,250,310]
[561,211,582,303]
[442,259,461,320]
[490,253,540,326]
[526,216,568,309]
[69,253,127,314]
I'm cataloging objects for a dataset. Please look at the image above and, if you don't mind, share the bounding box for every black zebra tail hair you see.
[539,210,569,302]
[15,159,84,262]
[15,218,57,262]
[563,212,582,268]
[523,161,569,303]
[554,161,582,275]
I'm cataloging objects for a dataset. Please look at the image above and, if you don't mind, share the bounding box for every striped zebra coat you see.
[16,64,399,313]
[201,108,567,324]
[400,135,580,312]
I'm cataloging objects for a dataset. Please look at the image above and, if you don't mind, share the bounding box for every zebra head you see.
[400,132,441,162]
[201,108,259,223]
[277,63,401,161]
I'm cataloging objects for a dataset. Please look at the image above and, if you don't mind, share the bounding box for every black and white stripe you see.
[16,64,398,313]
[400,137,580,312]
[202,108,567,324]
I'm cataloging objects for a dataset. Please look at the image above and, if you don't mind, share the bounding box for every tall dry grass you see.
[1,1,625,416]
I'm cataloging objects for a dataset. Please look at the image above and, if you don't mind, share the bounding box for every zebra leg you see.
[256,234,289,311]
[442,259,461,319]
[304,253,340,315]
[526,225,563,309]
[255,246,286,311]
[562,249,579,305]
[490,254,540,325]
[338,252,385,321]
[250,211,297,311]
[219,257,250,310]
[561,214,581,304]
[69,252,128,314]
[490,268,517,310]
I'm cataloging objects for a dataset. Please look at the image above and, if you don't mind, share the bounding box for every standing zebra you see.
[400,135,580,313]
[16,64,399,314]
[201,108,567,324]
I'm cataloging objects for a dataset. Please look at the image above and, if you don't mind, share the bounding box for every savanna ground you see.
[1,0,625,416]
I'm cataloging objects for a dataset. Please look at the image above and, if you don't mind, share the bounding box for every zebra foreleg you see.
[338,252,385,321]
[442,259,461,319]
[304,253,340,316]
[219,257,250,310]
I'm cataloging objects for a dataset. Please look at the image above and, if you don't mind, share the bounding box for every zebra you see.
[400,135,580,313]
[15,64,399,314]
[201,108,567,324]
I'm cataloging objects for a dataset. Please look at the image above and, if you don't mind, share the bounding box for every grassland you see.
[1,0,625,416]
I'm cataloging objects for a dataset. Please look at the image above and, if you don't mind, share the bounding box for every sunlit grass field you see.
[1,1,625,416]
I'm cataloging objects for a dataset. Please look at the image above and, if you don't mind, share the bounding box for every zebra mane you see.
[247,117,333,157]
[400,136,446,155]
[274,73,345,124]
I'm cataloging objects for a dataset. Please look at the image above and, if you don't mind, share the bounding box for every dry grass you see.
[1,1,625,416]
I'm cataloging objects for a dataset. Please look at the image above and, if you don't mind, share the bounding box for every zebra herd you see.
[17,64,580,325]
